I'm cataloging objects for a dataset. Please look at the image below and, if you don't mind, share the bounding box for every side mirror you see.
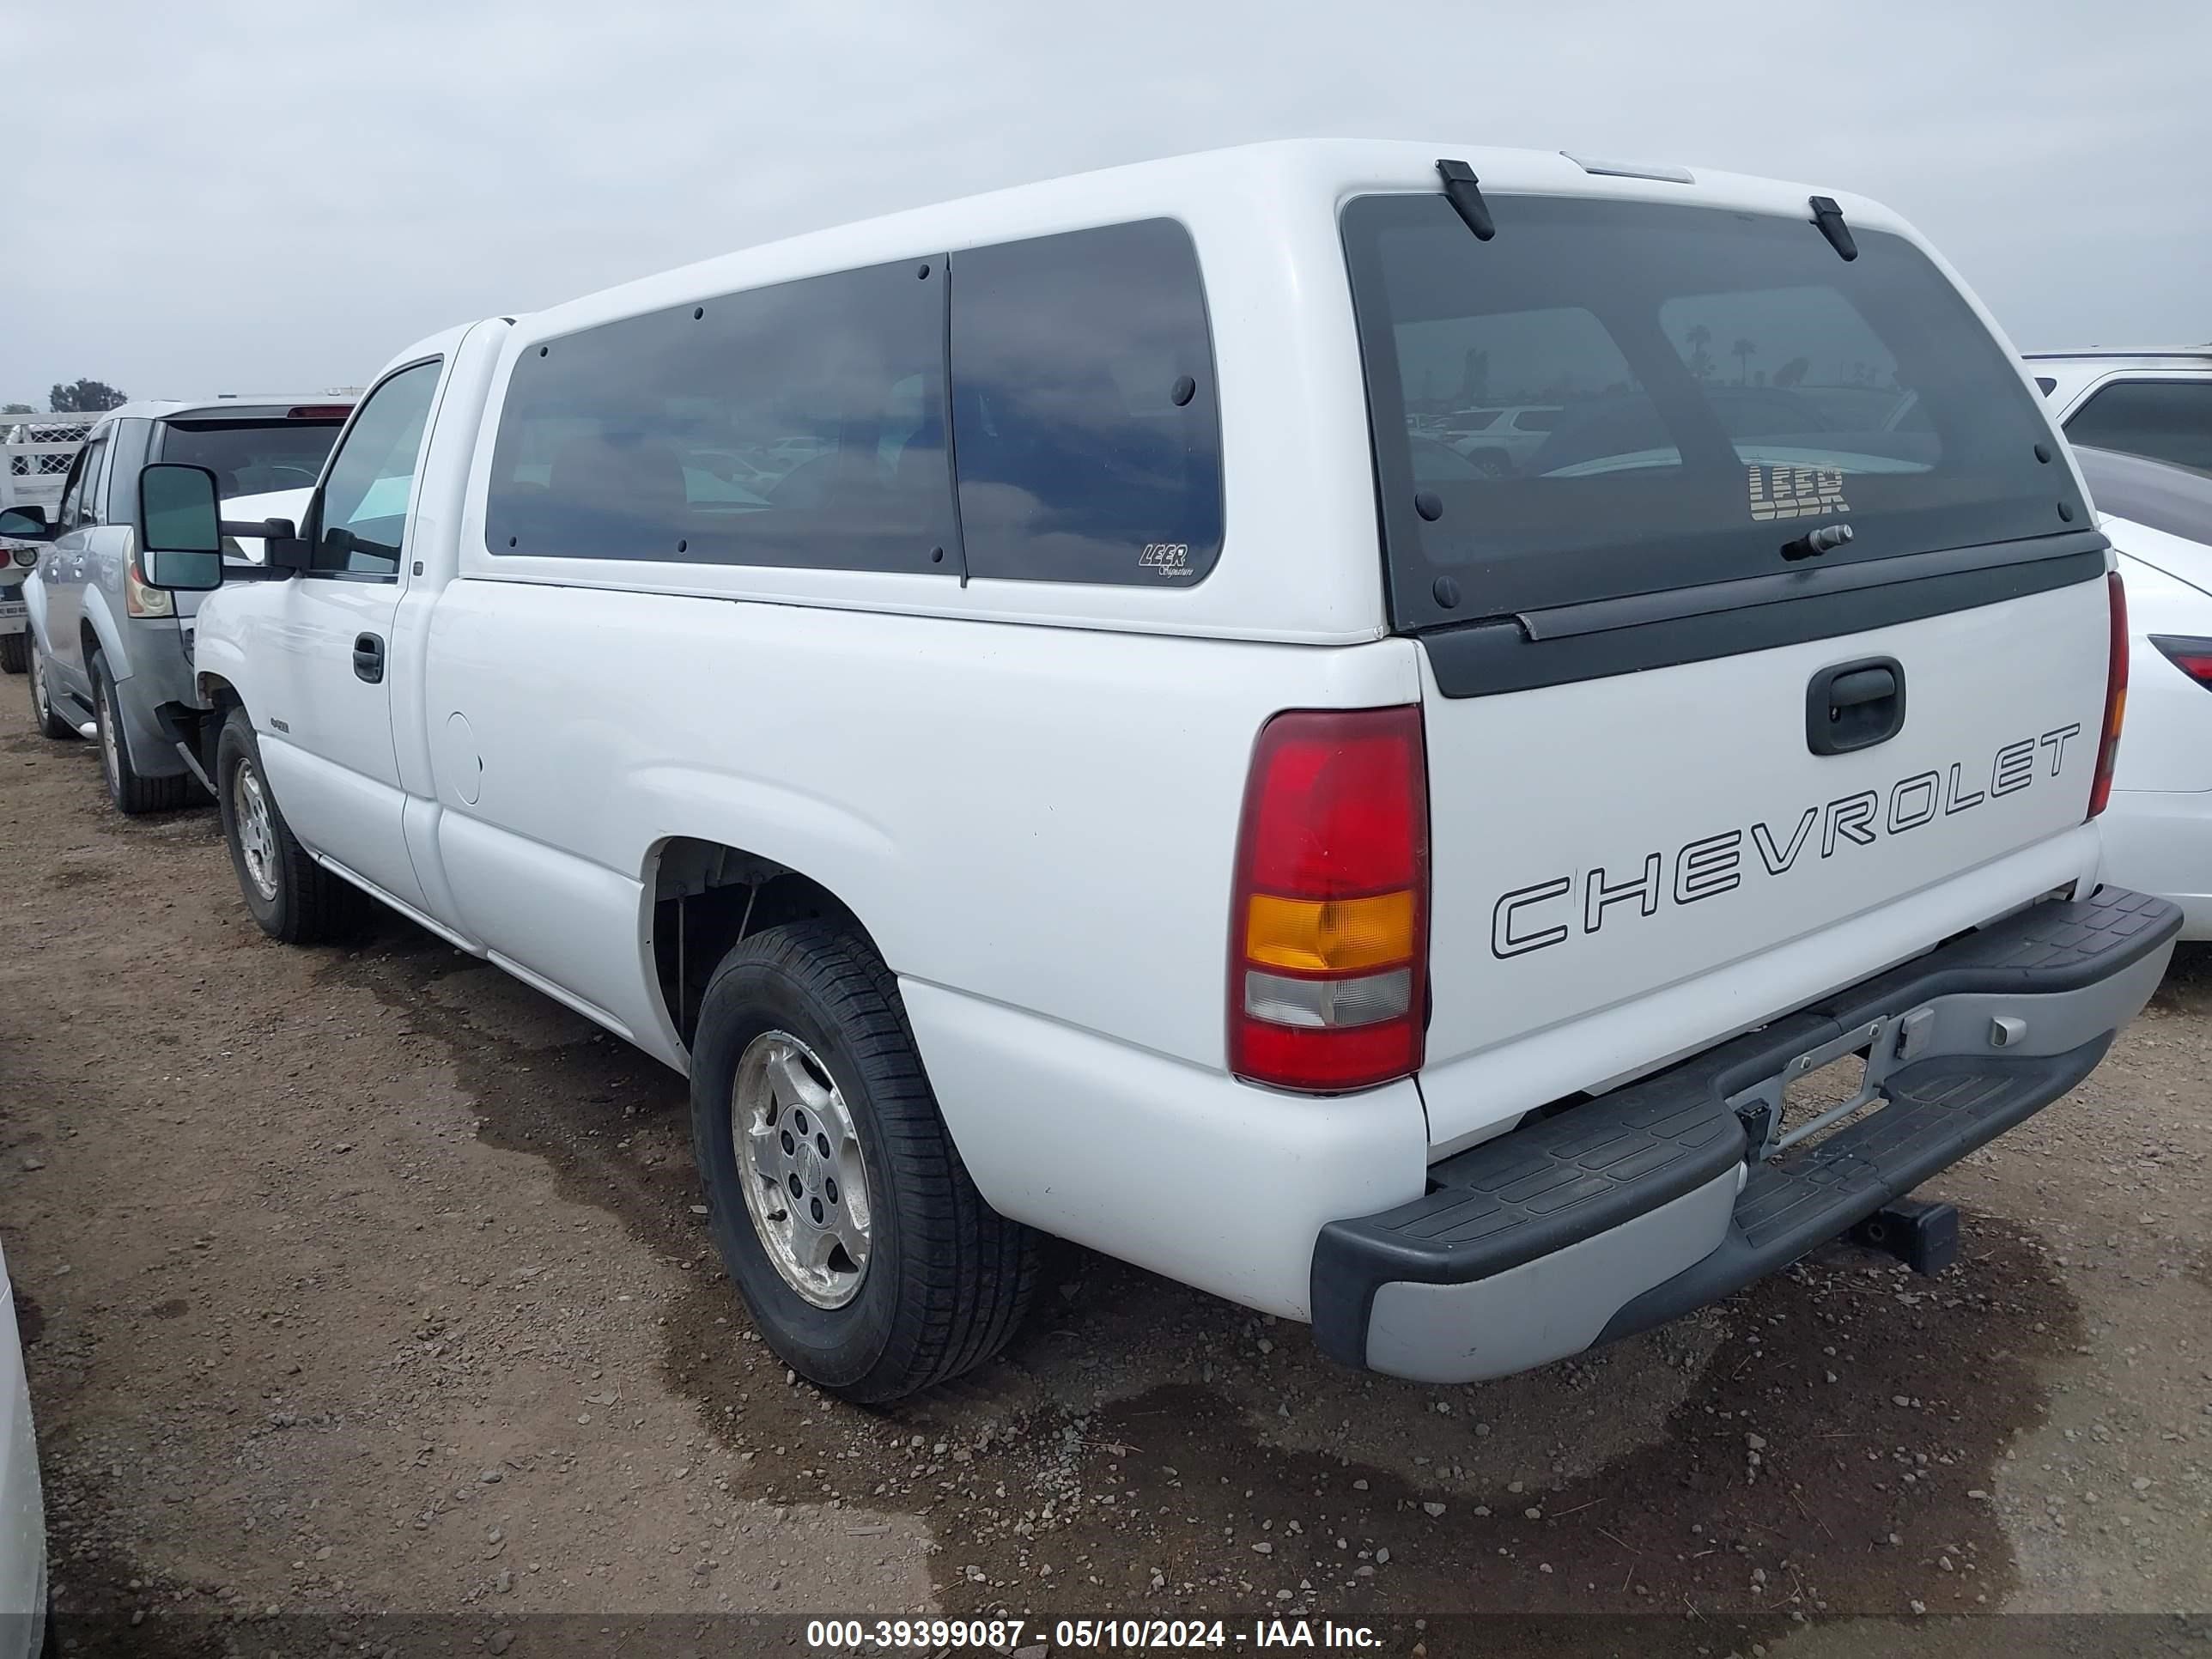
[137,463,226,591]
[0,503,55,544]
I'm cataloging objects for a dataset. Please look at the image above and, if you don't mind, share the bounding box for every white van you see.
[141,141,2176,1401]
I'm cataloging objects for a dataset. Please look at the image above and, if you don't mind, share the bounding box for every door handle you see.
[353,632,386,684]
[1807,655,1905,755]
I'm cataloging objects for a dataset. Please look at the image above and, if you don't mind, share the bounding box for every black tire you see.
[0,629,25,673]
[690,922,1036,1403]
[90,650,192,815]
[27,636,75,741]
[214,706,356,944]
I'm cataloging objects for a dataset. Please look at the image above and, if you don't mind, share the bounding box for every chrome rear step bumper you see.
[1311,886,2181,1382]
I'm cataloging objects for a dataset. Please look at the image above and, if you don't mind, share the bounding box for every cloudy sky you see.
[3,0,2204,408]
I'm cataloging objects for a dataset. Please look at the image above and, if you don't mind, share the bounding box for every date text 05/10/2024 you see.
[804,1617,1385,1650]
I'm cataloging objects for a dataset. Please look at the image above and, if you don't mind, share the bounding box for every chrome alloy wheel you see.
[731,1030,872,1309]
[233,759,281,902]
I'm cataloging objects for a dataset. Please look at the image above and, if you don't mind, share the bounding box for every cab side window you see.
[312,361,443,577]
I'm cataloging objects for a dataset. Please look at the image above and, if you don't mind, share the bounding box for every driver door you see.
[254,357,446,915]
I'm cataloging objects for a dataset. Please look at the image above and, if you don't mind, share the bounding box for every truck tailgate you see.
[1417,575,2112,1151]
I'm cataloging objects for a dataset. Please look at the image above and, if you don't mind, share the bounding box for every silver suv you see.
[3,397,352,811]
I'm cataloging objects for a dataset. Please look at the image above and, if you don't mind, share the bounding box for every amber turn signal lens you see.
[1244,890,1416,975]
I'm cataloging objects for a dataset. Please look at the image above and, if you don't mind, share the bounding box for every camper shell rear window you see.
[1344,193,2090,632]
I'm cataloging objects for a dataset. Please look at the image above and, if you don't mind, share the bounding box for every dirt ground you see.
[3,688,2208,1658]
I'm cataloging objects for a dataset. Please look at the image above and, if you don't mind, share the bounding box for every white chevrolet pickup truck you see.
[137,141,2178,1402]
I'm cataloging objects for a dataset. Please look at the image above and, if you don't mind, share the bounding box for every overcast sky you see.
[3,0,2205,408]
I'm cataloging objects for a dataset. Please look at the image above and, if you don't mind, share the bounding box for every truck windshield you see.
[1343,193,2087,630]
[157,419,344,501]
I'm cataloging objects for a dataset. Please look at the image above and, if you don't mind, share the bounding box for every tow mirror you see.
[137,464,226,591]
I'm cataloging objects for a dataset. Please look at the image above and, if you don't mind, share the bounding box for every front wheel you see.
[690,923,1036,1402]
[214,706,355,943]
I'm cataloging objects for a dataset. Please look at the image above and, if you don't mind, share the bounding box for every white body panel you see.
[189,140,2124,1323]
[417,578,1422,1073]
[252,574,418,909]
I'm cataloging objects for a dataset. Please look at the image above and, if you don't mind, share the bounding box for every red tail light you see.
[287,405,352,420]
[2088,571,2128,819]
[2150,635,2212,689]
[1228,706,1429,1092]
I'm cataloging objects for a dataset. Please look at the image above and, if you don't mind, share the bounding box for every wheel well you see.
[78,619,101,667]
[191,675,241,776]
[648,838,880,1048]
[198,672,240,713]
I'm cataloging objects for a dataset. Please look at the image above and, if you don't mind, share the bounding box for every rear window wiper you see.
[1809,195,1858,262]
[1437,159,1495,241]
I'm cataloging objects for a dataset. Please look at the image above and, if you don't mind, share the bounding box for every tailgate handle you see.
[1808,655,1905,756]
[1829,665,1894,707]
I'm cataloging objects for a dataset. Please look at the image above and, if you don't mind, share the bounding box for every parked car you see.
[1440,404,1562,473]
[0,1238,46,1659]
[0,397,354,812]
[138,141,2174,1402]
[2027,347,2212,474]
[2075,445,2212,938]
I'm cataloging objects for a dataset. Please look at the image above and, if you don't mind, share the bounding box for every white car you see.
[146,141,2174,1401]
[2079,445,2212,939]
[2026,347,2212,474]
[1438,404,1562,473]
[0,1238,46,1658]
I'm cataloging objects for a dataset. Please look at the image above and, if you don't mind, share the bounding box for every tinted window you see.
[85,434,113,523]
[950,219,1221,586]
[2035,375,2057,396]
[1344,194,2086,629]
[62,435,107,527]
[487,260,954,573]
[2063,379,2212,474]
[157,419,343,501]
[312,360,442,576]
[54,447,88,526]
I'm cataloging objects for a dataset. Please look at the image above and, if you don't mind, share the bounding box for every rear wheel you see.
[90,649,191,815]
[27,637,75,741]
[215,706,354,943]
[690,922,1036,1402]
[0,630,25,673]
